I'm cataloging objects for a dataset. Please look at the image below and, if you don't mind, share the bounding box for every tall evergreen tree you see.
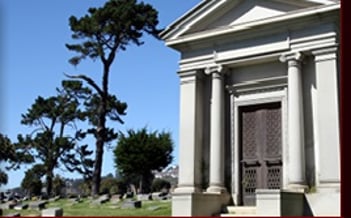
[16,80,91,196]
[65,0,161,196]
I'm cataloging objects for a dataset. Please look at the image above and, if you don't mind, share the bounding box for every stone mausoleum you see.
[160,0,340,216]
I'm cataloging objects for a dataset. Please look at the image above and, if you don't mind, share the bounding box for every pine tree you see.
[65,0,161,196]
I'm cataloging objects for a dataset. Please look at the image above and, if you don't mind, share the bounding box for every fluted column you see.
[280,52,306,187]
[206,65,226,193]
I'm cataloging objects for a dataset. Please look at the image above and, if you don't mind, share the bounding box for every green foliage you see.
[21,164,45,196]
[52,175,66,196]
[99,177,124,195]
[16,80,93,196]
[63,144,94,182]
[66,0,162,66]
[0,133,33,186]
[0,134,15,185]
[0,171,8,185]
[0,134,16,162]
[78,181,92,197]
[84,94,127,127]
[151,178,171,192]
[114,127,173,193]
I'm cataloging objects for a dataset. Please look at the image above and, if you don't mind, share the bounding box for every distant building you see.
[161,0,340,216]
[153,165,179,179]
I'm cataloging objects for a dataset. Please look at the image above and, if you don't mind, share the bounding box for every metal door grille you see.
[267,167,281,189]
[240,102,282,206]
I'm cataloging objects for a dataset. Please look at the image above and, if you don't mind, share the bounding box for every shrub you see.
[151,178,171,193]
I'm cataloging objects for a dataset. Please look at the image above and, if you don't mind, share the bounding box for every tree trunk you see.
[139,175,143,194]
[91,56,110,197]
[91,130,105,197]
[91,100,107,197]
[46,170,53,197]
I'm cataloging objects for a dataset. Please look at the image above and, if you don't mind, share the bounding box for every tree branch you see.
[30,127,45,137]
[64,73,104,97]
[38,118,49,131]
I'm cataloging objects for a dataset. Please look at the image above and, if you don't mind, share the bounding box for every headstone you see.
[147,205,161,211]
[41,207,63,217]
[137,194,151,201]
[29,200,47,210]
[8,200,17,209]
[121,200,142,209]
[69,197,82,203]
[151,192,162,201]
[111,194,121,200]
[125,192,134,199]
[14,203,28,210]
[0,203,8,210]
[110,198,120,204]
[150,192,170,200]
[6,212,20,217]
[49,196,60,202]
[161,193,171,200]
[92,194,110,204]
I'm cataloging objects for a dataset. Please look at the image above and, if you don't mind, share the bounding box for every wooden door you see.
[239,102,282,206]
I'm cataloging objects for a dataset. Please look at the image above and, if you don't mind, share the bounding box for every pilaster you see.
[175,70,204,193]
[311,46,340,189]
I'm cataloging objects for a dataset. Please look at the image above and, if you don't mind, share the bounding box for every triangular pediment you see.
[160,0,339,41]
[209,1,301,28]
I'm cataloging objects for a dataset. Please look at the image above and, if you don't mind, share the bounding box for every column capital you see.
[204,64,227,76]
[311,46,338,56]
[178,69,204,84]
[279,52,303,63]
[178,69,202,78]
[311,46,338,62]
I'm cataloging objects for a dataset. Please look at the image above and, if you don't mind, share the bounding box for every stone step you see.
[221,206,257,216]
[305,192,340,216]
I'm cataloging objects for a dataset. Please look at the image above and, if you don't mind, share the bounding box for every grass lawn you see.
[2,198,171,216]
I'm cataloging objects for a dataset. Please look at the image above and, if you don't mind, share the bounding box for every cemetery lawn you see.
[2,198,171,216]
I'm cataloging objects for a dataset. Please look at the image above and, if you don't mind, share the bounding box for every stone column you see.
[312,47,340,190]
[206,65,226,193]
[174,70,203,193]
[280,52,306,187]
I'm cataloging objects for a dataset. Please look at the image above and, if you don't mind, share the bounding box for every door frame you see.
[230,88,288,206]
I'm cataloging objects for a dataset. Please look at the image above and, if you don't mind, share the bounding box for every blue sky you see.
[1,0,200,189]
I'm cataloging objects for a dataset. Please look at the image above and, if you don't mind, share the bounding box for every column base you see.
[174,186,201,193]
[286,184,308,192]
[206,185,227,194]
[316,182,340,193]
[172,192,231,216]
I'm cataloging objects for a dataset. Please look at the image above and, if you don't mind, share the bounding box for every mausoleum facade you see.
[160,0,340,216]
